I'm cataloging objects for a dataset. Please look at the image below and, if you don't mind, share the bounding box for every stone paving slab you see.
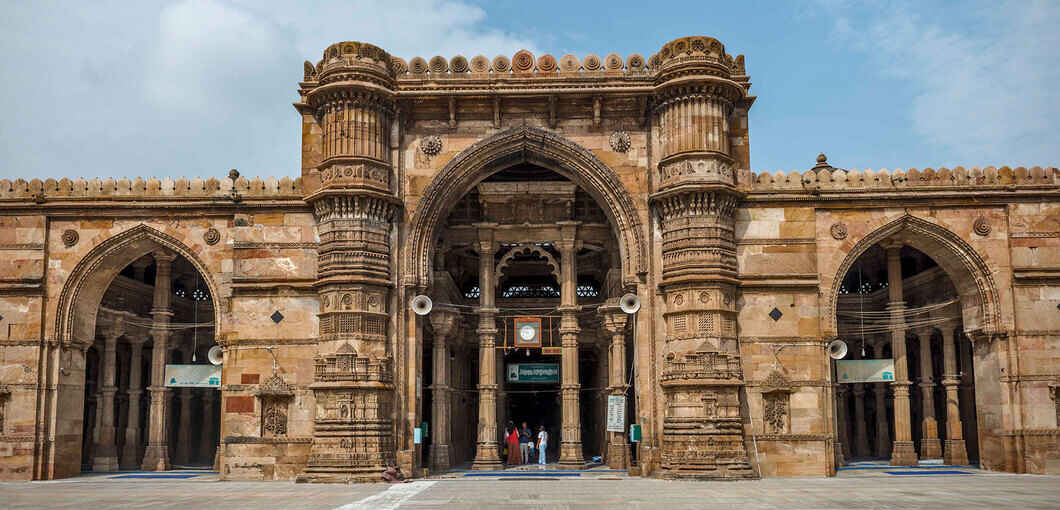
[2,471,1059,509]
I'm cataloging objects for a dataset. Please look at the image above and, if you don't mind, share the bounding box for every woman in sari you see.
[505,420,521,466]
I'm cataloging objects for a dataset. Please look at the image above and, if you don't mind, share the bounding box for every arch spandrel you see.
[823,214,1004,339]
[54,223,223,347]
[405,126,647,290]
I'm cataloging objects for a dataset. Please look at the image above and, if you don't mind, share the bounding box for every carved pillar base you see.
[119,427,140,469]
[430,443,451,473]
[944,439,969,466]
[558,441,584,469]
[919,437,943,459]
[92,453,119,473]
[471,442,503,470]
[607,438,629,470]
[141,443,170,471]
[834,442,846,468]
[890,441,918,466]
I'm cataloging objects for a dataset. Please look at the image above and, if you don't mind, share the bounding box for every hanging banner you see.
[836,359,895,383]
[164,364,221,388]
[606,395,626,432]
[506,363,559,383]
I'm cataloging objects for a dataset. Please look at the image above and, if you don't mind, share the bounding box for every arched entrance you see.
[49,225,222,477]
[826,215,1002,469]
[407,129,647,472]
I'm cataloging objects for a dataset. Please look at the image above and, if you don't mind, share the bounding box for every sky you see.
[1,0,1056,180]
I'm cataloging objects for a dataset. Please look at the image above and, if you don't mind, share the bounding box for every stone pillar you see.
[92,325,122,472]
[142,250,176,471]
[428,309,459,472]
[131,257,152,283]
[200,391,217,465]
[599,306,629,469]
[883,241,917,466]
[471,227,503,470]
[853,383,870,457]
[941,325,969,465]
[175,388,193,466]
[874,383,891,458]
[120,337,145,468]
[557,224,584,468]
[836,384,851,462]
[916,328,942,459]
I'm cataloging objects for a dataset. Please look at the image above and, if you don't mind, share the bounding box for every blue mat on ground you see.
[884,470,972,475]
[111,474,200,479]
[839,465,974,470]
[462,472,581,477]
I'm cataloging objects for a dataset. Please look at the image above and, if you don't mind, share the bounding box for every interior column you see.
[884,240,917,465]
[853,383,870,457]
[941,324,969,465]
[599,306,628,469]
[175,388,193,466]
[557,222,584,468]
[836,384,851,462]
[200,391,217,466]
[917,328,942,459]
[92,324,122,472]
[874,382,891,458]
[471,225,502,470]
[142,250,175,471]
[120,335,145,468]
[429,309,459,472]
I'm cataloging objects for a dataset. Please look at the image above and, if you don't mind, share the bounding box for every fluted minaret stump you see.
[917,328,942,459]
[649,36,756,480]
[941,325,969,465]
[92,324,122,472]
[120,336,145,468]
[296,41,402,483]
[883,241,918,466]
[142,250,176,471]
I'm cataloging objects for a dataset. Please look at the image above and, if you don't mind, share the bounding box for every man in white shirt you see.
[536,426,548,469]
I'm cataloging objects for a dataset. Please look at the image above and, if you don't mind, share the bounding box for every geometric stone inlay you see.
[270,311,285,323]
[768,307,783,321]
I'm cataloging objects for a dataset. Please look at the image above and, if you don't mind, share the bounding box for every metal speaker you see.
[828,339,848,360]
[619,293,641,314]
[207,345,224,366]
[410,295,433,316]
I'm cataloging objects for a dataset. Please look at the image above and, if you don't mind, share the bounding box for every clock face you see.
[519,324,537,341]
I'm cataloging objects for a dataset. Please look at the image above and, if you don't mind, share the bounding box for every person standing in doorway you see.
[506,420,521,466]
[518,421,532,464]
[536,425,548,469]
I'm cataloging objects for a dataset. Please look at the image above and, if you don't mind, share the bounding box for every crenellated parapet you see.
[746,165,1059,193]
[0,176,302,201]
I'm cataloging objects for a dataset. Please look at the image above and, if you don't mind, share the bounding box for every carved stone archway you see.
[405,126,647,290]
[825,214,1003,339]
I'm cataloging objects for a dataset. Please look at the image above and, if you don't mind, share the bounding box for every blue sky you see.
[1,0,1056,179]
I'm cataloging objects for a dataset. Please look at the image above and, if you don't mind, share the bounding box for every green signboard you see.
[506,363,559,383]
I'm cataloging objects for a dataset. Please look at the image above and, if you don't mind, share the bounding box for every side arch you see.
[496,244,561,283]
[405,126,647,289]
[54,223,222,346]
[825,214,1002,338]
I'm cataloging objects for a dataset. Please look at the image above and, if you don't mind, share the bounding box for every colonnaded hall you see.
[0,35,1057,483]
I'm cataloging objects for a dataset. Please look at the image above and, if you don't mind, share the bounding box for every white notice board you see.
[606,395,626,432]
[164,364,221,388]
[836,359,895,383]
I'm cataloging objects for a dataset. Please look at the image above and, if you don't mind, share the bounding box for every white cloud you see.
[0,0,536,179]
[820,0,1060,166]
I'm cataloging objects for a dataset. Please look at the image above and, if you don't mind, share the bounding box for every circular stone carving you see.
[408,57,427,74]
[512,50,534,72]
[428,55,448,74]
[492,55,511,73]
[203,227,221,245]
[536,54,557,72]
[609,131,631,153]
[699,291,710,304]
[449,55,468,73]
[390,57,407,76]
[341,294,353,306]
[626,54,645,71]
[674,294,684,305]
[61,229,79,247]
[420,136,442,156]
[559,54,580,72]
[582,54,602,71]
[604,53,623,71]
[973,216,991,236]
[469,55,490,73]
[367,295,379,308]
[830,222,848,240]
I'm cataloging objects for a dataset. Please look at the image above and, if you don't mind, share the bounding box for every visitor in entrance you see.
[505,421,522,466]
[518,421,532,464]
[536,425,548,469]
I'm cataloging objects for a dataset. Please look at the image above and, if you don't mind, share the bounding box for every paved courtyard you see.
[3,466,1059,509]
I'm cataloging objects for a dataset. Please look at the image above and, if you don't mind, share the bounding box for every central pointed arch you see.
[405,127,647,289]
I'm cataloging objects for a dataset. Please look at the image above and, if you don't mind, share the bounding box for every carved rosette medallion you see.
[420,136,443,157]
[609,131,631,153]
[830,222,848,240]
[61,229,79,247]
[973,216,991,236]
[203,227,221,245]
